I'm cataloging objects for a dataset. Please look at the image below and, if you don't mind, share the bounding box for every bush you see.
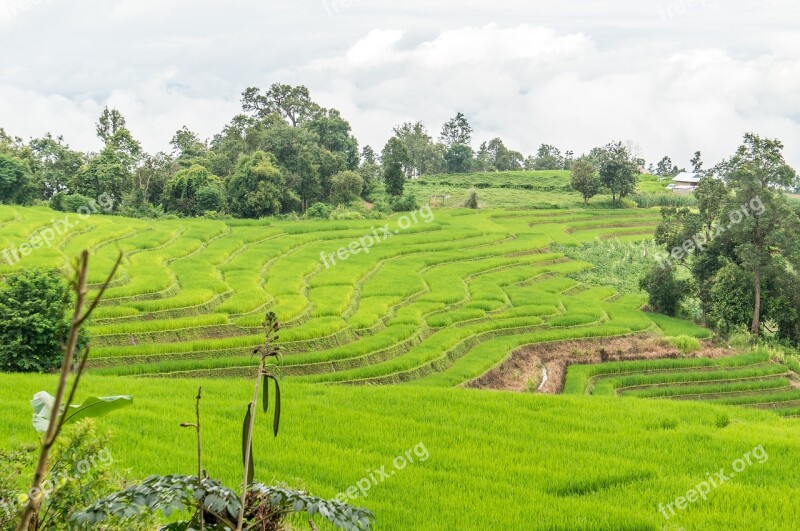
[0,269,87,373]
[640,264,692,317]
[669,335,701,354]
[61,193,93,213]
[464,189,479,209]
[330,170,364,203]
[196,185,225,213]
[391,192,418,212]
[305,202,332,219]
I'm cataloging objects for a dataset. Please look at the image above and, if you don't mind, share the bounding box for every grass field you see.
[0,171,798,530]
[1,375,799,530]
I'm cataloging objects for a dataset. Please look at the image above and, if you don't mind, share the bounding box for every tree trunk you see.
[751,269,761,336]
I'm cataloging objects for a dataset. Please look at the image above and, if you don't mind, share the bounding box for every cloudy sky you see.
[1,0,799,168]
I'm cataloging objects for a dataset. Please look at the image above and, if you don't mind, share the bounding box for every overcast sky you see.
[1,0,799,168]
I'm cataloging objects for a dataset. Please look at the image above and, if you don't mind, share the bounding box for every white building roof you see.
[672,172,702,184]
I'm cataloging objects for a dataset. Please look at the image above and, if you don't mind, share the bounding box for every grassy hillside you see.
[1,194,796,530]
[0,204,706,383]
[1,375,799,530]
[404,170,676,209]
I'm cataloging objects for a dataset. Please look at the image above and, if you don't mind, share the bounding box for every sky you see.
[1,0,800,168]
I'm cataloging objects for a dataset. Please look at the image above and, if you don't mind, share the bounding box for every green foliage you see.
[596,142,638,203]
[305,202,332,219]
[382,137,408,196]
[464,189,479,209]
[570,158,600,204]
[391,191,418,212]
[554,239,659,294]
[443,143,474,174]
[330,170,364,203]
[0,152,32,204]
[0,269,86,373]
[74,475,374,530]
[226,151,288,218]
[59,193,94,213]
[639,264,691,316]
[162,164,223,216]
[630,193,697,208]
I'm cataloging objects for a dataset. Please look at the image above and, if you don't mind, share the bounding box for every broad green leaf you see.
[31,392,132,433]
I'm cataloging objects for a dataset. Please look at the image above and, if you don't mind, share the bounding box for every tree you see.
[639,264,691,316]
[719,133,800,335]
[691,150,703,173]
[570,158,600,204]
[162,164,223,216]
[391,121,444,177]
[439,112,473,147]
[226,151,287,218]
[482,138,523,171]
[306,109,360,170]
[444,143,474,174]
[0,269,86,373]
[597,142,638,203]
[382,137,409,196]
[72,148,133,208]
[0,152,32,204]
[530,144,565,171]
[330,170,364,203]
[655,156,679,177]
[241,84,321,126]
[96,108,141,170]
[170,126,208,167]
[694,176,728,231]
[28,134,84,199]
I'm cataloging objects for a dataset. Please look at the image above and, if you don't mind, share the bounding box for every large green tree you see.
[226,151,288,218]
[597,141,638,203]
[570,158,600,204]
[162,164,223,216]
[0,152,32,204]
[382,138,409,196]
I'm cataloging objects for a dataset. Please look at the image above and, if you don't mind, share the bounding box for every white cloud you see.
[0,0,798,169]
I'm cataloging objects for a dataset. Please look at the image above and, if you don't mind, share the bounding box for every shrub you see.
[330,170,364,203]
[464,189,479,209]
[305,202,332,219]
[669,335,701,354]
[61,193,93,213]
[196,185,225,213]
[639,264,691,317]
[391,192,418,212]
[0,269,87,373]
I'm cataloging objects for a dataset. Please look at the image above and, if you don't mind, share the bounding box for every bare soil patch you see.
[467,335,734,394]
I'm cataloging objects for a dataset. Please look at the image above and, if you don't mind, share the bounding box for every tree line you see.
[0,83,602,219]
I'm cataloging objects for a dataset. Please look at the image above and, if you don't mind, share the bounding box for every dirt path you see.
[467,335,735,394]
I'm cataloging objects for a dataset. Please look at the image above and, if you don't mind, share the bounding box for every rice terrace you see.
[2,3,800,529]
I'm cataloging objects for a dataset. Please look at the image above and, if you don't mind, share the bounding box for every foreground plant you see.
[74,313,374,530]
[15,251,129,531]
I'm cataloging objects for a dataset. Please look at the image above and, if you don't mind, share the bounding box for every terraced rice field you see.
[0,204,699,387]
[564,352,800,418]
[3,203,800,530]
